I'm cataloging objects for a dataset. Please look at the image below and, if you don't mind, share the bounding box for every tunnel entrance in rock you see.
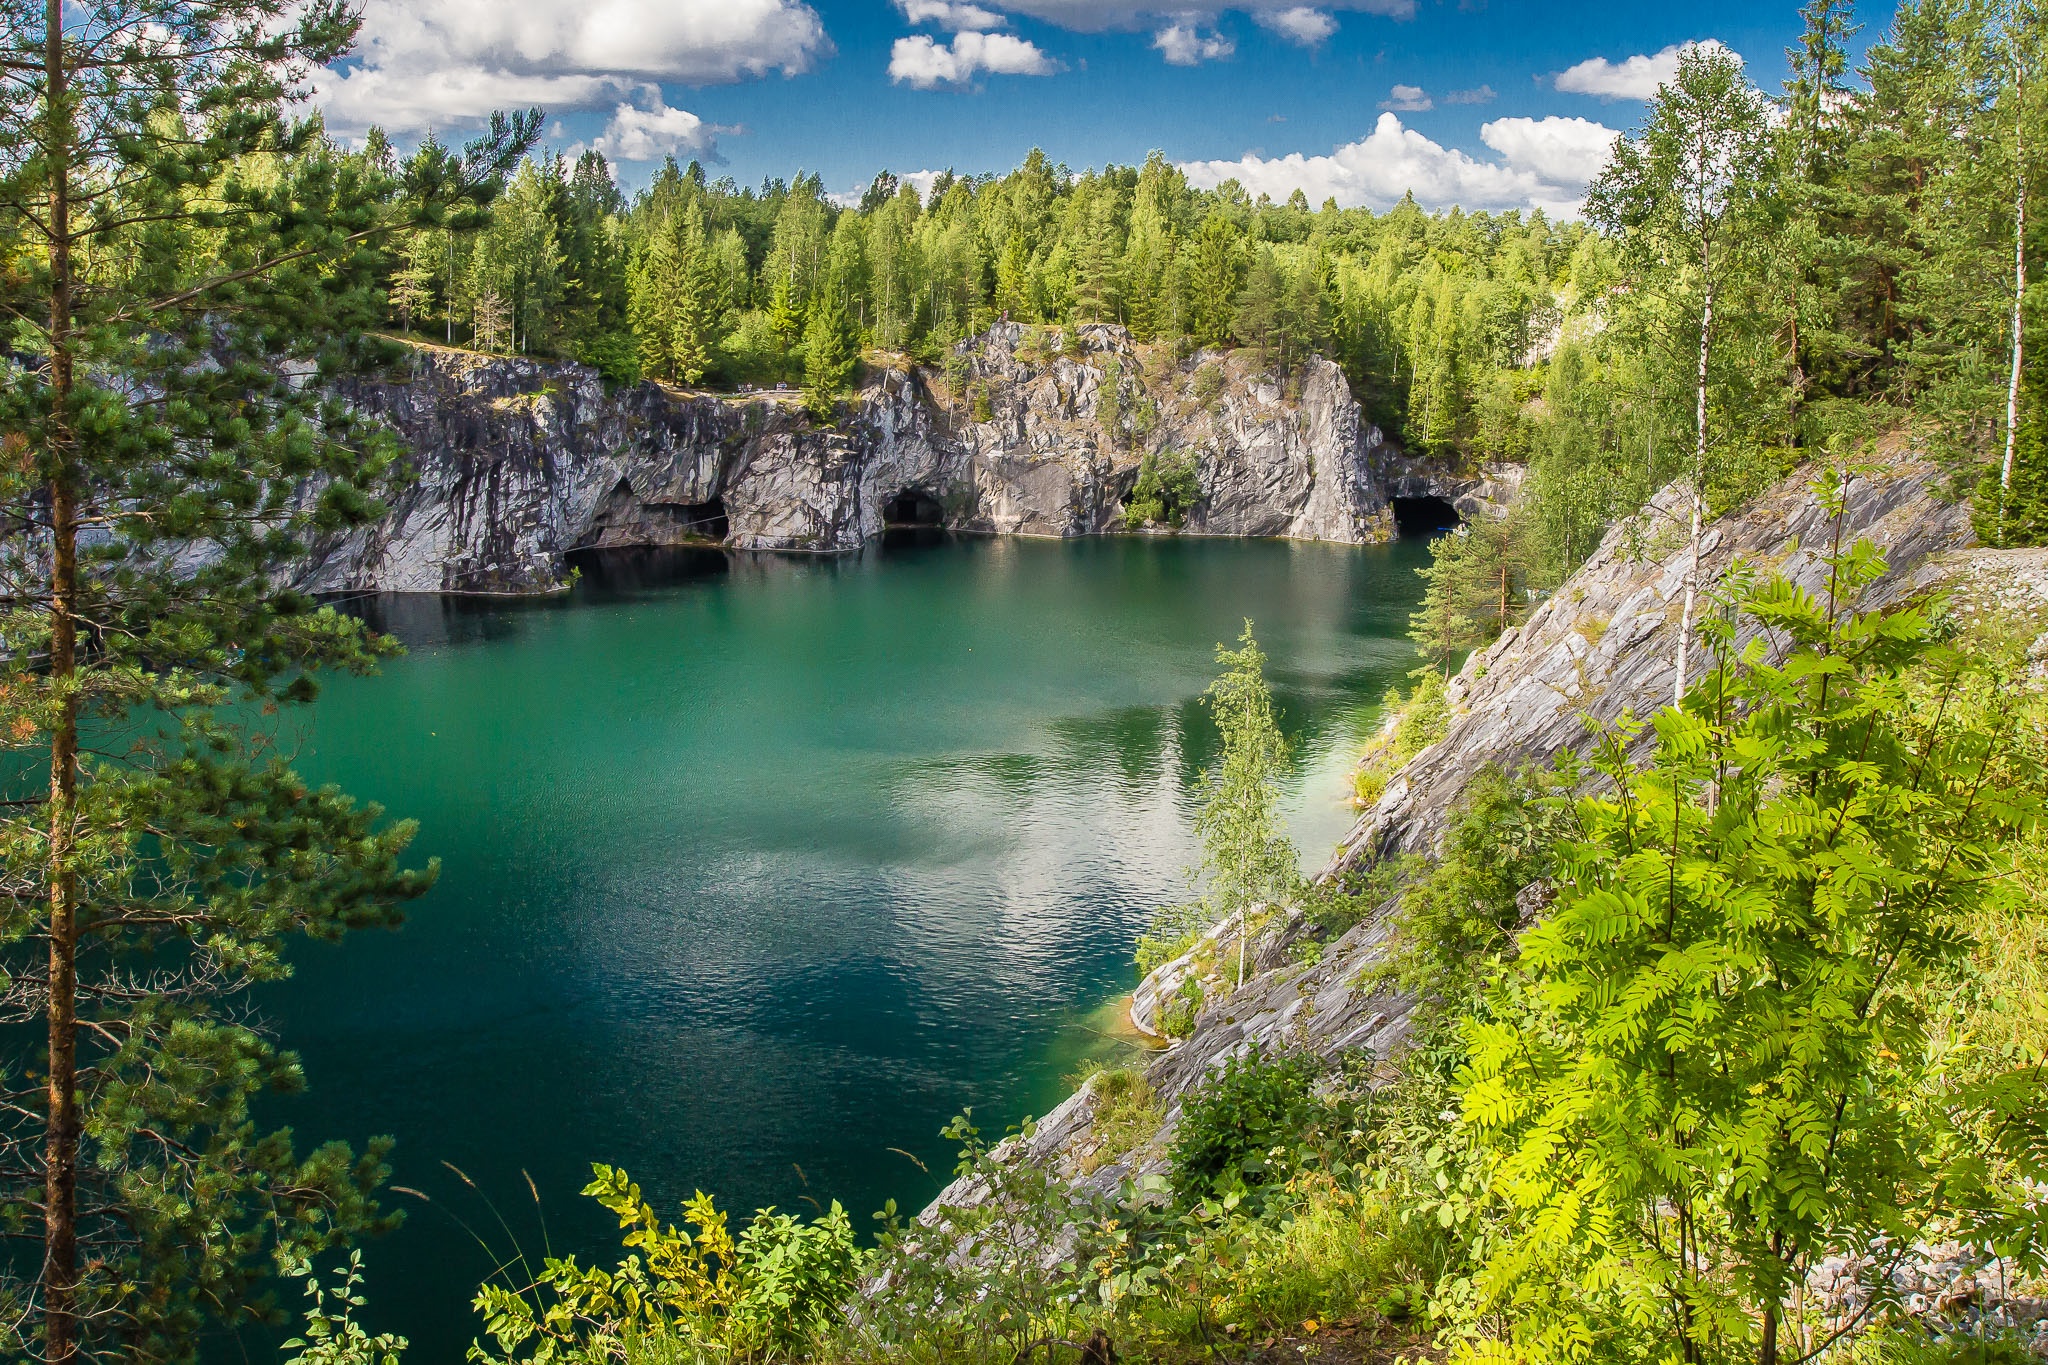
[677,497,729,542]
[1392,495,1461,538]
[883,489,945,528]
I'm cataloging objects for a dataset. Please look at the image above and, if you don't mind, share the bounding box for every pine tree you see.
[0,5,534,1360]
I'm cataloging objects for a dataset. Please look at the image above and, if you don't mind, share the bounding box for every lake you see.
[256,532,1431,1358]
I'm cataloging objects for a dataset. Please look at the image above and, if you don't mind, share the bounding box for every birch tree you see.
[1588,44,1774,708]
[1193,624,1299,990]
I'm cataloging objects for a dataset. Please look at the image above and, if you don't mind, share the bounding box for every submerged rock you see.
[297,325,1485,595]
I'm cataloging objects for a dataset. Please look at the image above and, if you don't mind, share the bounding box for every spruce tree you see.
[0,4,533,1358]
[803,284,859,418]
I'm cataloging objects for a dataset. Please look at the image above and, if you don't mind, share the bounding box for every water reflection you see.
[256,535,1429,1362]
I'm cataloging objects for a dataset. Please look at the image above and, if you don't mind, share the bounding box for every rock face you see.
[923,452,1982,1220]
[1334,454,1974,869]
[298,324,1458,595]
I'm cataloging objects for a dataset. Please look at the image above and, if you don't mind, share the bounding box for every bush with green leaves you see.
[1169,1048,1324,1205]
[470,1165,857,1363]
[1453,522,2047,1365]
[1122,449,1202,528]
[1157,977,1204,1038]
[280,1252,407,1365]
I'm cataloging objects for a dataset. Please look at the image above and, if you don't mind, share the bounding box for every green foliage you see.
[1158,977,1204,1038]
[1192,362,1226,405]
[471,1165,859,1364]
[1121,448,1202,528]
[1169,1049,1323,1205]
[1351,669,1453,809]
[0,8,529,1356]
[1193,624,1301,988]
[1387,764,1568,1001]
[280,1252,408,1365]
[803,285,860,419]
[1410,515,1541,668]
[1455,521,2045,1365]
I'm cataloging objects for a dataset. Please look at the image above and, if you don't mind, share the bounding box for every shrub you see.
[1193,362,1226,405]
[1455,532,2044,1365]
[1122,449,1202,528]
[470,1165,859,1363]
[1169,1048,1321,1204]
[1134,900,1208,977]
[1157,977,1204,1038]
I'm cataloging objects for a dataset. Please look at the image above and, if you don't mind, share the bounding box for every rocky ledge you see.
[296,324,1496,595]
[924,450,1988,1218]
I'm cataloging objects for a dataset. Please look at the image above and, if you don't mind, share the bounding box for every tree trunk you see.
[42,0,81,1356]
[2003,57,2027,543]
[1675,272,1712,710]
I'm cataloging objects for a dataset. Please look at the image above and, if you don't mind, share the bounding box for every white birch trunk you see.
[2003,57,2027,541]
[1676,274,1712,710]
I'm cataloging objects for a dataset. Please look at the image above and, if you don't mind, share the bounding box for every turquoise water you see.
[257,534,1429,1357]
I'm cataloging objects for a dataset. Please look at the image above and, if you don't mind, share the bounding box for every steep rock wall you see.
[923,452,1980,1218]
[300,324,1474,595]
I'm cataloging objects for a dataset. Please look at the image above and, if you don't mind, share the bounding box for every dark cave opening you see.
[1391,495,1461,538]
[678,497,729,542]
[883,489,945,528]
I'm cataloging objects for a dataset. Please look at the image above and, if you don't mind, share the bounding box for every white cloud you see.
[1255,7,1338,43]
[1478,115,1619,185]
[1554,39,1738,100]
[1443,84,1495,105]
[888,31,1059,86]
[1379,83,1432,111]
[593,98,728,161]
[1178,111,1620,215]
[1153,23,1235,64]
[314,0,829,133]
[896,0,1008,29]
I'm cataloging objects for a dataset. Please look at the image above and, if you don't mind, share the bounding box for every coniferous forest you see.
[1,0,2047,1361]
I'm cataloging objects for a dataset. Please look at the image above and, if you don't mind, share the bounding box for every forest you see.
[0,0,2044,1359]
[379,0,2042,611]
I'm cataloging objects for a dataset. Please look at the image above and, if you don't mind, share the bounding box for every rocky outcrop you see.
[299,324,1455,595]
[1334,454,1974,869]
[923,451,1983,1221]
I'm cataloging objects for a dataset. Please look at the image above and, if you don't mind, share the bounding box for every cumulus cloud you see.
[1255,7,1338,43]
[1478,115,1618,185]
[1379,83,1432,111]
[888,30,1059,86]
[1154,23,1235,64]
[315,0,829,133]
[1443,83,1495,104]
[896,0,1008,29]
[1178,111,1619,215]
[1555,39,1738,100]
[592,98,730,161]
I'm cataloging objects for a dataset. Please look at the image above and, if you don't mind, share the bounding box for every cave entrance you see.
[1392,495,1461,538]
[883,489,945,528]
[679,497,729,542]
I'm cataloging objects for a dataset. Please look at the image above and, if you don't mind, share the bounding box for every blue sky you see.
[314,0,1855,212]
